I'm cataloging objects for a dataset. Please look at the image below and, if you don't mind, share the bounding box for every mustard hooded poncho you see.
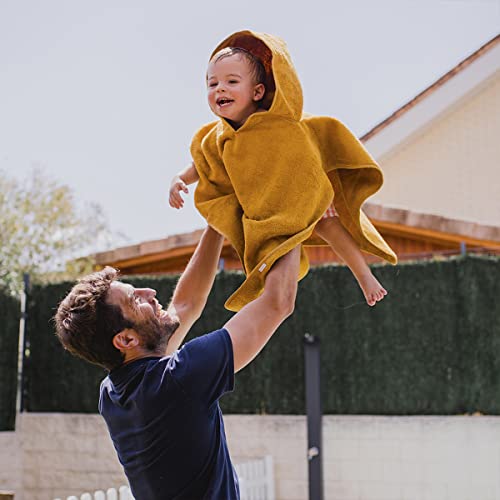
[191,30,397,311]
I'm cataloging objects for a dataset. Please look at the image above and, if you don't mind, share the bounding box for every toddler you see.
[169,32,397,311]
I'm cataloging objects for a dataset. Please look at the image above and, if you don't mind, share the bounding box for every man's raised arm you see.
[166,226,224,353]
[224,246,301,372]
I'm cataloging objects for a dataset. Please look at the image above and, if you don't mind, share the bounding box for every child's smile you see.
[216,97,235,108]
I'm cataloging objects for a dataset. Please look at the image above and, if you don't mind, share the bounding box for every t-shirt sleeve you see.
[168,328,234,407]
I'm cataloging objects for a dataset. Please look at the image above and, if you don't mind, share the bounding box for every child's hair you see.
[210,47,267,86]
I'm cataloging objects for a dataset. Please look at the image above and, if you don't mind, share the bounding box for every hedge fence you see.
[0,290,20,431]
[1,255,499,428]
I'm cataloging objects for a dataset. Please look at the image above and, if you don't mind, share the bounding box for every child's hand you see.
[169,175,189,209]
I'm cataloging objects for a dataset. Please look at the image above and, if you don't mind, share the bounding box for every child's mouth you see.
[217,98,234,107]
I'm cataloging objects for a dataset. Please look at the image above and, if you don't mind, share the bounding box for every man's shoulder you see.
[170,328,234,402]
[99,356,176,415]
[100,357,170,394]
[176,328,231,364]
[187,327,232,351]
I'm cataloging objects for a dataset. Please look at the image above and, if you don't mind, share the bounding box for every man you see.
[55,225,300,499]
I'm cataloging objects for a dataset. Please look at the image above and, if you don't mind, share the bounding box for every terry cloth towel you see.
[191,30,397,311]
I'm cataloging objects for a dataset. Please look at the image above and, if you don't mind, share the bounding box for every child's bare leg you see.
[315,217,387,306]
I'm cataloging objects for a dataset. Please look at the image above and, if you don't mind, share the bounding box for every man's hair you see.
[210,46,267,86]
[55,267,131,371]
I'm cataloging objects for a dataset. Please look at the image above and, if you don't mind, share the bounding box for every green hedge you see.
[0,290,20,430]
[24,255,500,415]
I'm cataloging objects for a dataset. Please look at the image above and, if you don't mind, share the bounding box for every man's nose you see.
[137,288,156,299]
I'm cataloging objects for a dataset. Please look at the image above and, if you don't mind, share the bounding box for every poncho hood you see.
[192,31,397,311]
[211,30,303,122]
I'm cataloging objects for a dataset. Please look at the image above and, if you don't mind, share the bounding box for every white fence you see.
[55,485,133,500]
[236,455,275,500]
[54,455,275,500]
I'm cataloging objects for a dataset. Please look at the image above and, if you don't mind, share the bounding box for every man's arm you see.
[224,246,300,372]
[166,226,224,354]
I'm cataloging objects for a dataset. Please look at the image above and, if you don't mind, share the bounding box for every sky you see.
[1,0,499,251]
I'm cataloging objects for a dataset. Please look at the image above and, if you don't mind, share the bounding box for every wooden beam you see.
[372,220,500,250]
[96,240,235,270]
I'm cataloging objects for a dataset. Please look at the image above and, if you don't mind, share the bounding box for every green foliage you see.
[0,168,113,295]
[22,255,500,415]
[0,289,20,430]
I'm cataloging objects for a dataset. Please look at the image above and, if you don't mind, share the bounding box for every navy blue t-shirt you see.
[99,328,239,500]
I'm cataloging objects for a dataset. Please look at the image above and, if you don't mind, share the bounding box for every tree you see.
[0,168,125,295]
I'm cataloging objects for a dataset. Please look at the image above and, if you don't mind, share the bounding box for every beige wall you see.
[0,431,21,497]
[371,73,500,227]
[2,413,500,500]
[0,414,127,500]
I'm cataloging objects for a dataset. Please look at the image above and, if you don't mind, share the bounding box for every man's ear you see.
[113,329,140,352]
[253,83,265,101]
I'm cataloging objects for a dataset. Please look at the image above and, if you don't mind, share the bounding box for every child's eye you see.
[228,80,238,84]
[208,82,217,88]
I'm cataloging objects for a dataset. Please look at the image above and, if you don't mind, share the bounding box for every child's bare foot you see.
[357,272,387,306]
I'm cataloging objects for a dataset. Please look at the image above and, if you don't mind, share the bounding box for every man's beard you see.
[134,314,180,354]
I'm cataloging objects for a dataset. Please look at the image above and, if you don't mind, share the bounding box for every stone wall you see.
[1,413,499,500]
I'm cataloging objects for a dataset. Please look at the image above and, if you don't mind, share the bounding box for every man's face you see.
[106,281,179,352]
[206,54,264,128]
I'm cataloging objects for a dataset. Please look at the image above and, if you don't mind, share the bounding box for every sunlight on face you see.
[107,282,179,352]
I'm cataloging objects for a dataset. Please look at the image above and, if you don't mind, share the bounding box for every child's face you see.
[206,54,265,129]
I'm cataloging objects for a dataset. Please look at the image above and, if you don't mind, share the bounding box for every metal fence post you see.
[303,333,323,500]
[16,273,30,413]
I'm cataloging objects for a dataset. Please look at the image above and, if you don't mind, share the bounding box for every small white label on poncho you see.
[258,263,267,272]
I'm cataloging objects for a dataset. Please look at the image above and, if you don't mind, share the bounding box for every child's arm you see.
[169,162,200,209]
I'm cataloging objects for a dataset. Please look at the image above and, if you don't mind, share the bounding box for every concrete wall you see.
[227,415,500,500]
[16,413,127,500]
[371,72,500,227]
[0,431,21,497]
[1,413,500,500]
